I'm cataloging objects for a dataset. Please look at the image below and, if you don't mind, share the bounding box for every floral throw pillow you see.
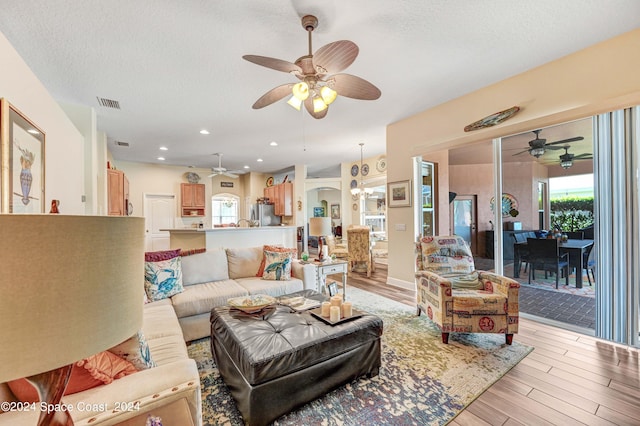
[262,250,293,281]
[144,256,184,301]
[108,330,156,370]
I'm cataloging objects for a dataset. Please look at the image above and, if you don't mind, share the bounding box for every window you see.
[211,194,239,226]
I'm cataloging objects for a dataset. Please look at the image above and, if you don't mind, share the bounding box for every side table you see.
[314,260,348,300]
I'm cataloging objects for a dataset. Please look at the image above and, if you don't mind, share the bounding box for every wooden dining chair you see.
[526,238,569,288]
[512,233,530,274]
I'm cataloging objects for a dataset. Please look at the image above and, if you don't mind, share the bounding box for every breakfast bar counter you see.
[163,226,297,251]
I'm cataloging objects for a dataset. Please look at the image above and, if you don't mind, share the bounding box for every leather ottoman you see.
[210,289,383,426]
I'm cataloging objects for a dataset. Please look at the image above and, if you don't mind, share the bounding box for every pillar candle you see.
[321,302,331,317]
[330,295,342,307]
[322,245,329,260]
[342,301,353,318]
[330,306,341,322]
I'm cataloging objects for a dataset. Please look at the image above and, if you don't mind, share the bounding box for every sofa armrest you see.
[292,260,318,291]
[0,360,201,426]
[477,271,520,298]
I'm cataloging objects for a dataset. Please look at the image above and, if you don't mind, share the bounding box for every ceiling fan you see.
[207,153,240,178]
[242,14,381,119]
[513,130,584,158]
[559,146,593,169]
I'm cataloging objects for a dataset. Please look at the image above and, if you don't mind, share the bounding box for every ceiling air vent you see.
[115,141,129,147]
[96,97,121,109]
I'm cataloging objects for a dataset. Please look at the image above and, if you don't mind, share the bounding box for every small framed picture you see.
[330,203,340,219]
[327,281,338,297]
[387,180,412,208]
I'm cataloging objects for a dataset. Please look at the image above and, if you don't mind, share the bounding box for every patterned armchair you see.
[325,235,348,260]
[415,236,520,345]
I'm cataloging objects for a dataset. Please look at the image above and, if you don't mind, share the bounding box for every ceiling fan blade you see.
[546,136,585,146]
[513,149,532,156]
[574,153,593,159]
[304,97,329,119]
[545,145,565,151]
[242,55,302,74]
[223,172,239,179]
[207,172,219,178]
[252,84,294,109]
[330,73,381,100]
[313,40,359,76]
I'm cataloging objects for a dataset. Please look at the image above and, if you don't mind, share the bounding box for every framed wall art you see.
[387,180,412,208]
[1,99,45,213]
[330,203,340,219]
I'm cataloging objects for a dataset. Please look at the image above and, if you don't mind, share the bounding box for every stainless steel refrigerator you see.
[250,203,281,226]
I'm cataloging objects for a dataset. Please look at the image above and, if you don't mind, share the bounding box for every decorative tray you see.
[278,296,321,312]
[309,307,364,326]
[228,294,276,313]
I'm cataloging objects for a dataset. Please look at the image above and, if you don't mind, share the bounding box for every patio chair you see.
[526,238,569,288]
[415,235,520,345]
[565,231,584,240]
[512,233,530,275]
[583,243,596,286]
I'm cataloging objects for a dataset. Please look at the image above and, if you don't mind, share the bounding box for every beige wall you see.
[387,28,640,286]
[0,32,85,214]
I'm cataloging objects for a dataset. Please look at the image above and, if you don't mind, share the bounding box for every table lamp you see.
[0,215,144,426]
[309,217,332,262]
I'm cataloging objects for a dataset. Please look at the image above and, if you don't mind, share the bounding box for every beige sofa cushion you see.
[235,276,304,297]
[142,302,189,365]
[226,247,263,279]
[181,248,229,286]
[171,279,248,318]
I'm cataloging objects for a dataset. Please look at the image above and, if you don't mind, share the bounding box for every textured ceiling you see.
[1,1,638,177]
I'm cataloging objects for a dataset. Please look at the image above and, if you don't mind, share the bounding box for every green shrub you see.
[550,196,594,231]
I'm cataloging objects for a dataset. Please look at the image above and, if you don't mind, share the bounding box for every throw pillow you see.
[262,250,293,281]
[108,330,156,370]
[179,247,207,257]
[144,256,184,301]
[144,248,181,262]
[8,351,137,403]
[256,245,298,276]
[443,271,484,290]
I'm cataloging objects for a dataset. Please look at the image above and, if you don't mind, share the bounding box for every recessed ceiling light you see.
[270,141,278,146]
[243,165,250,169]
[27,129,40,135]
[200,130,210,135]
[159,146,168,151]
[157,157,165,161]
[257,158,263,162]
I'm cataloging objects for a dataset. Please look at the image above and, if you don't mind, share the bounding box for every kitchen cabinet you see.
[264,182,292,216]
[181,183,205,217]
[107,169,129,216]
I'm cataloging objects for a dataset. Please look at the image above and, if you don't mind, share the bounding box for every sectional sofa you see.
[0,246,315,425]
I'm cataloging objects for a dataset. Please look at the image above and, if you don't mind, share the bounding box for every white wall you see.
[0,31,85,214]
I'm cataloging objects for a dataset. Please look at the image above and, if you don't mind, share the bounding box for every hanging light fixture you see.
[530,147,545,158]
[559,147,574,169]
[351,143,374,197]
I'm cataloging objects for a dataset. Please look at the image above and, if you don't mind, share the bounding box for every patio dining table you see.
[514,238,594,288]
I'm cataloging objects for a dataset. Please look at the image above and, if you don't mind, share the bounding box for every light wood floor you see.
[345,262,640,426]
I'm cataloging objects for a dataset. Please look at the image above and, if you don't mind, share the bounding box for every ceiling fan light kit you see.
[243,14,381,119]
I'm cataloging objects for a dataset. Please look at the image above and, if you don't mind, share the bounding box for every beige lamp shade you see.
[309,217,332,237]
[0,215,145,383]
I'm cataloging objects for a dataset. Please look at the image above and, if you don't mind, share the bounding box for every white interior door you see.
[144,193,176,251]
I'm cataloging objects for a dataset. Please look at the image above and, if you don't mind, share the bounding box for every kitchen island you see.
[163,226,297,251]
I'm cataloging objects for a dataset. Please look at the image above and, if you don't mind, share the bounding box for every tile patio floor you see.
[475,257,596,331]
